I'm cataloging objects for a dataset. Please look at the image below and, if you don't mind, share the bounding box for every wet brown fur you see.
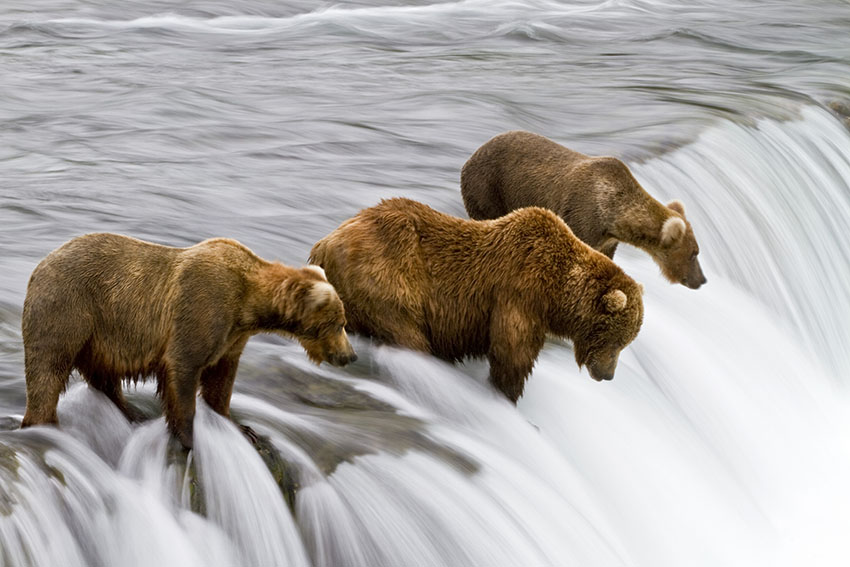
[310,198,644,402]
[461,131,706,289]
[21,233,356,448]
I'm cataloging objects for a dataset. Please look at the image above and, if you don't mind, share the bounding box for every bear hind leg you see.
[160,362,202,450]
[83,371,144,423]
[21,356,73,427]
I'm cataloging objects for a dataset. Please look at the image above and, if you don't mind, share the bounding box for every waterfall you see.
[1,105,849,566]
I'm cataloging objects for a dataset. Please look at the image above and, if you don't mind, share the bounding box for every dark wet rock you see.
[185,458,205,516]
[235,353,479,479]
[827,100,850,116]
[247,364,396,413]
[122,387,165,421]
[0,439,25,517]
[235,341,394,412]
[0,431,71,516]
[161,436,206,516]
[252,433,299,513]
[0,416,21,431]
[0,342,479,520]
[0,440,20,481]
[827,100,850,129]
[290,410,480,478]
[160,426,299,516]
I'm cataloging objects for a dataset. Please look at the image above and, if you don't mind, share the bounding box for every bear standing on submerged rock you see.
[20,233,357,449]
[461,130,707,289]
[310,198,644,402]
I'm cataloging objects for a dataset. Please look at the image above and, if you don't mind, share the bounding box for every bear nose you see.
[588,362,615,382]
[330,351,357,366]
[686,274,707,289]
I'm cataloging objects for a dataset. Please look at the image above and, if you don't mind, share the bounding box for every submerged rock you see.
[0,416,21,431]
[162,437,206,516]
[0,343,479,521]
[0,440,20,515]
[827,100,850,129]
[252,433,299,512]
[0,429,71,517]
[235,352,479,479]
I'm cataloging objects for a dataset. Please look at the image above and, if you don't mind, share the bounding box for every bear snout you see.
[325,334,358,367]
[588,367,615,382]
[328,350,358,367]
[587,358,617,382]
[685,259,707,289]
[685,274,707,289]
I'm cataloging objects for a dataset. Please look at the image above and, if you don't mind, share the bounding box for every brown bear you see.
[20,233,357,449]
[460,130,707,289]
[309,198,644,402]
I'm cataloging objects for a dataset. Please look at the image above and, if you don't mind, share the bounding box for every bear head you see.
[655,200,706,289]
[276,265,357,367]
[570,278,644,382]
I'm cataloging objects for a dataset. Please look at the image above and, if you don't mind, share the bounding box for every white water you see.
[2,105,849,567]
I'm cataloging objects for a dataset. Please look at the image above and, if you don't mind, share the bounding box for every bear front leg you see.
[363,309,431,354]
[488,353,539,403]
[487,303,545,403]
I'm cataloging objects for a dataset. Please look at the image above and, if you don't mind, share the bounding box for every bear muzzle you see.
[327,350,358,367]
[587,359,617,382]
[325,333,358,366]
[684,259,707,289]
[316,328,358,367]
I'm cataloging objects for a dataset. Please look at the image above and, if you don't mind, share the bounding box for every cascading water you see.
[524,110,850,567]
[2,1,850,566]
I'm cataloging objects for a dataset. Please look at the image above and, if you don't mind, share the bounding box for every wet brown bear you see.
[21,233,356,449]
[461,130,707,289]
[309,198,644,402]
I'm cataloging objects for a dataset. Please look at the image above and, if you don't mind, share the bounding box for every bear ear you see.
[660,216,686,246]
[304,264,327,279]
[307,281,336,309]
[602,289,628,313]
[667,200,686,216]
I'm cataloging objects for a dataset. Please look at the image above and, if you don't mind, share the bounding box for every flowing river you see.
[1,1,850,565]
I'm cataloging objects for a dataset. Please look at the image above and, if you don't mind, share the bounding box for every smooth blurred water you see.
[2,1,850,566]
